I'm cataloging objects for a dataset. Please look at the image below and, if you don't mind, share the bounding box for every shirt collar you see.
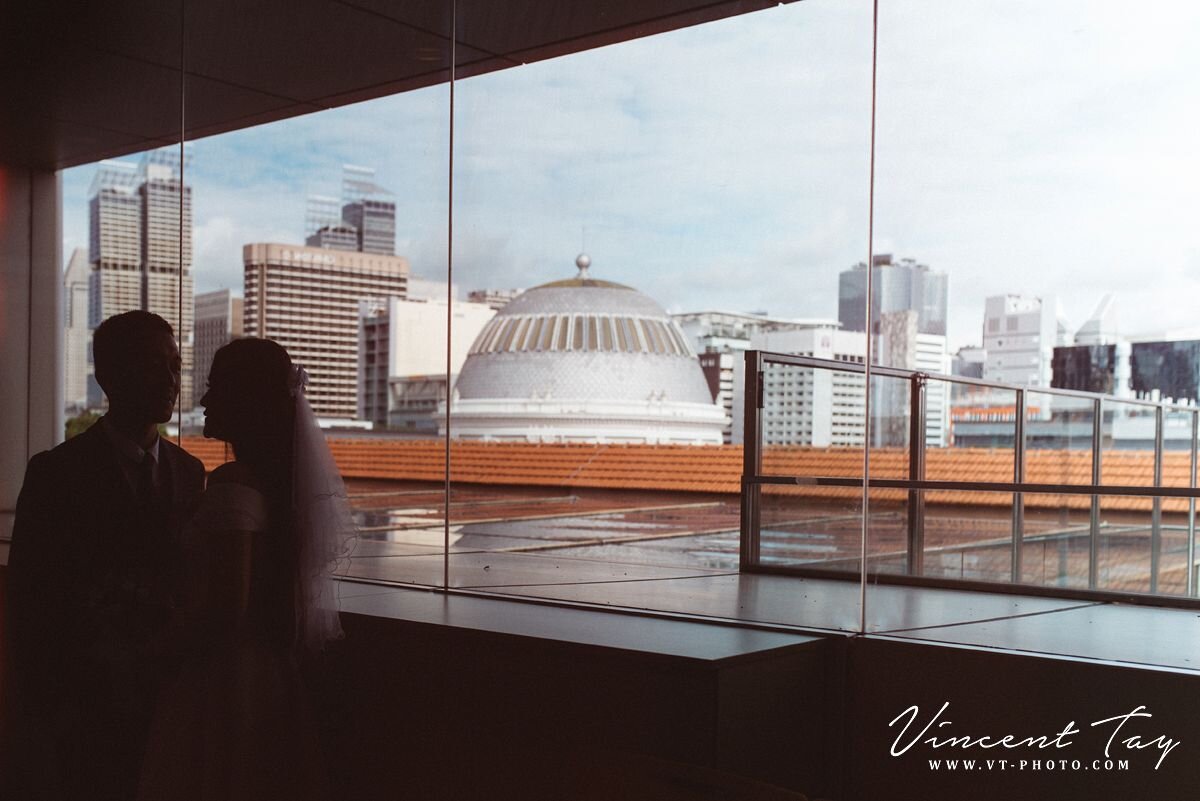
[100,415,161,465]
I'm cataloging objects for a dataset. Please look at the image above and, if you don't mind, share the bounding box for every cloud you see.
[60,0,1200,353]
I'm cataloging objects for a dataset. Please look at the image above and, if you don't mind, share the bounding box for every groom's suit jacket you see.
[4,418,205,801]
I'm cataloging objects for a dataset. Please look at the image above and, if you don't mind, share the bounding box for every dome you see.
[442,257,726,444]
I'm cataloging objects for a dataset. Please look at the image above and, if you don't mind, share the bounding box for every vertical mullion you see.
[1189,409,1198,596]
[1012,388,1026,584]
[443,0,456,593]
[906,373,926,576]
[1151,405,1163,594]
[1088,398,1102,590]
[739,350,763,570]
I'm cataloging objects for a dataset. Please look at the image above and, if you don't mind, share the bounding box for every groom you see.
[4,310,206,800]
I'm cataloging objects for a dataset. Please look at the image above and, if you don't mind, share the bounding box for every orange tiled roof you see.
[178,438,1196,512]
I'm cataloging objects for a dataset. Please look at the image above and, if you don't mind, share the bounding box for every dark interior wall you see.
[315,610,841,800]
[841,637,1200,801]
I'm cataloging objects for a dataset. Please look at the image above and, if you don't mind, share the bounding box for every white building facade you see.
[730,325,867,447]
[982,293,1067,388]
[359,296,495,429]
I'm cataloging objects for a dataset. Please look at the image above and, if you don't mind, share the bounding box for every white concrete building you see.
[673,310,841,444]
[359,296,495,429]
[243,242,409,419]
[730,325,867,447]
[982,294,1068,388]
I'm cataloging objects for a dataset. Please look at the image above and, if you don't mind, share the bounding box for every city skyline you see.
[59,0,1200,356]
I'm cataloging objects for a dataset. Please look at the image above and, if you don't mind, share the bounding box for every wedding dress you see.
[137,480,329,801]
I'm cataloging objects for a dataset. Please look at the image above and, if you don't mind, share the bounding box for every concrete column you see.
[0,165,62,539]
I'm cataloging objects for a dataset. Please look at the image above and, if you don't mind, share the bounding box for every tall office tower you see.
[194,289,245,391]
[981,294,1068,388]
[873,310,951,448]
[837,253,948,336]
[88,161,141,331]
[304,194,358,251]
[87,149,196,409]
[63,248,91,411]
[341,165,395,255]
[243,243,409,419]
[140,149,195,409]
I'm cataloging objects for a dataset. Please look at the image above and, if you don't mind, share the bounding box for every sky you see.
[62,0,1200,354]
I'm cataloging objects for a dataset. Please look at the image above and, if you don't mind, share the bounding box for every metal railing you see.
[739,350,1200,602]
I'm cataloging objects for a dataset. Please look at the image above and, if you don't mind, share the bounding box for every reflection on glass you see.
[443,0,871,629]
[1025,392,1094,485]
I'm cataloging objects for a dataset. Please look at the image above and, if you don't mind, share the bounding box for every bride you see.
[139,338,353,800]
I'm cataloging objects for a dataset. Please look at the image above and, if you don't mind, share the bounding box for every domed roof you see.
[454,257,717,407]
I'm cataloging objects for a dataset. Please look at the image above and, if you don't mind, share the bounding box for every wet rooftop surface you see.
[335,479,1200,672]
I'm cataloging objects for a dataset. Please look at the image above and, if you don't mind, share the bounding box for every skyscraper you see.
[981,294,1069,388]
[63,248,91,411]
[305,166,397,256]
[194,289,244,392]
[87,148,196,409]
[243,243,409,419]
[837,253,948,336]
[341,165,395,255]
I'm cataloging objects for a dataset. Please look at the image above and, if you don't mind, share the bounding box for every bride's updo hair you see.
[207,337,296,460]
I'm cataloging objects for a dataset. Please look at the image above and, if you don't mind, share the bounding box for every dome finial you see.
[575,253,591,279]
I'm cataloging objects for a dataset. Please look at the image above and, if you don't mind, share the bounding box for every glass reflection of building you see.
[1053,339,1200,405]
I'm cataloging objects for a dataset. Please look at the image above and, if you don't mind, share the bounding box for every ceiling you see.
[1,0,787,171]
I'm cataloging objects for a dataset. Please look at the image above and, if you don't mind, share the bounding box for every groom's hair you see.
[93,310,175,388]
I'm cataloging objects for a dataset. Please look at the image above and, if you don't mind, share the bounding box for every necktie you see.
[137,452,157,508]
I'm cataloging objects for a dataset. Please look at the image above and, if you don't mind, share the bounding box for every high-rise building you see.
[88,161,141,331]
[63,248,91,411]
[341,165,395,255]
[1052,337,1200,405]
[837,255,950,447]
[359,296,495,430]
[837,253,948,336]
[674,310,842,445]
[139,150,195,409]
[87,149,195,409]
[729,323,867,447]
[873,310,950,448]
[981,294,1068,388]
[243,243,409,419]
[306,167,397,256]
[305,224,359,251]
[194,289,244,392]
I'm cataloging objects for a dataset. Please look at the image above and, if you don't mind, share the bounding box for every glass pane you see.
[942,383,1016,478]
[182,3,454,587]
[760,359,868,477]
[447,0,872,631]
[1026,391,1094,485]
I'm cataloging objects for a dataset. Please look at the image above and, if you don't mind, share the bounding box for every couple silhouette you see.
[4,310,350,801]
